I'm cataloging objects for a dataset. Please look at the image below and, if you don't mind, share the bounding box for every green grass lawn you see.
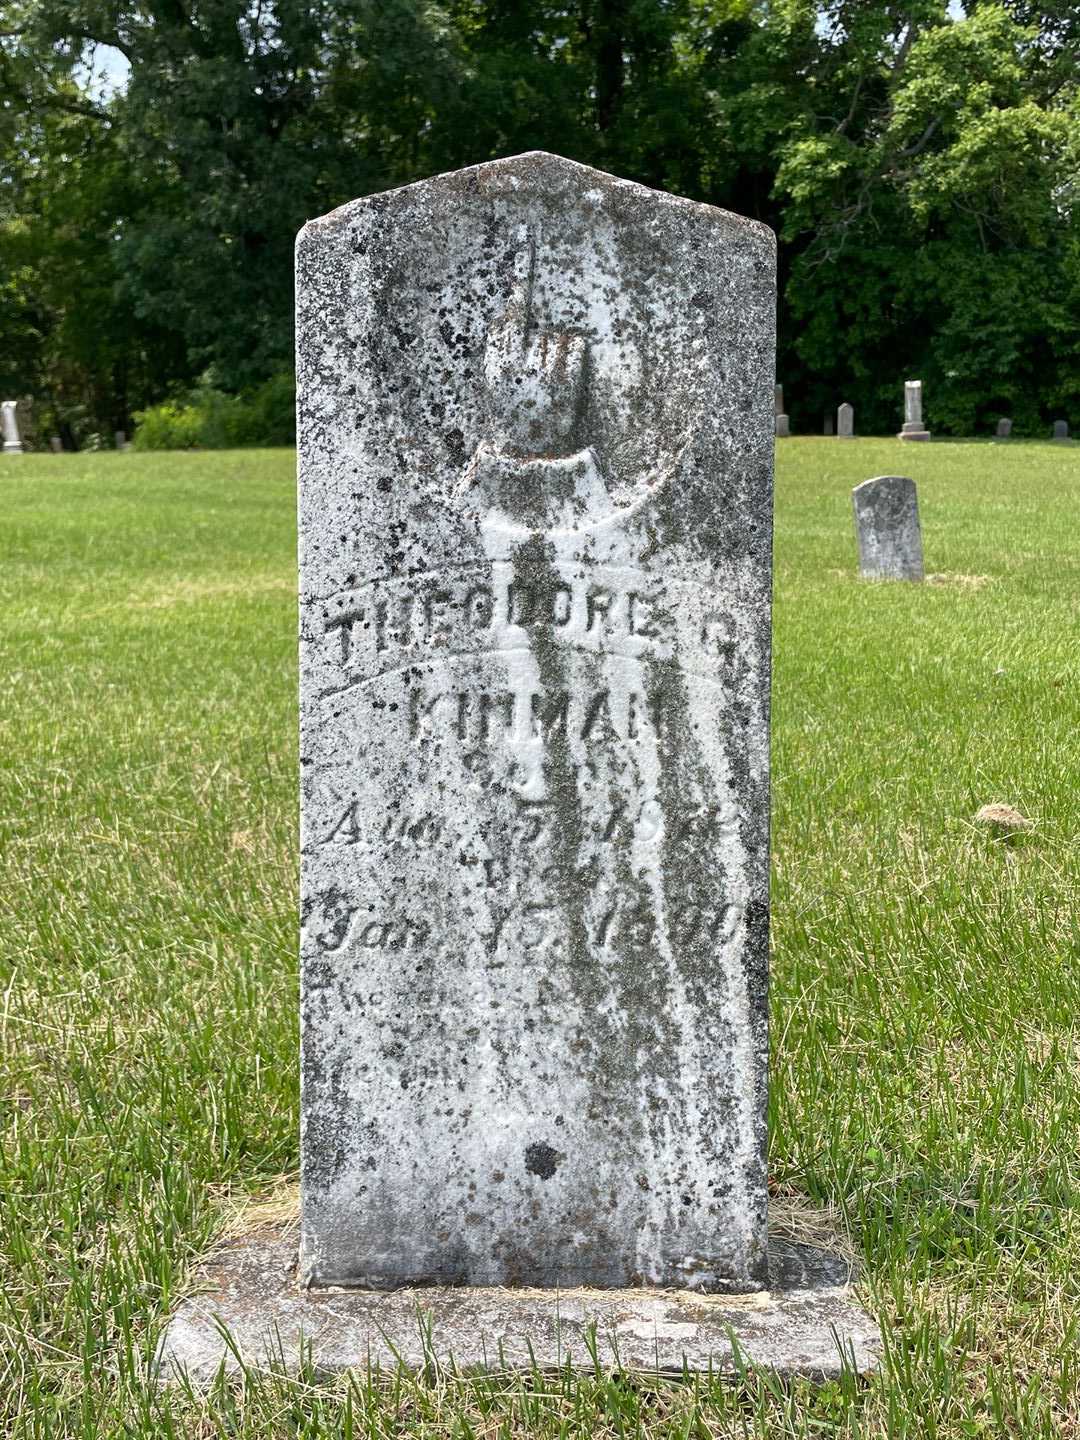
[1,439,1078,1437]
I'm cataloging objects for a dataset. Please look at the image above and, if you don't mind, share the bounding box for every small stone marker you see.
[837,402,854,439]
[774,385,789,436]
[297,149,773,1295]
[823,413,833,436]
[1053,419,1068,441]
[995,418,1012,439]
[897,380,930,441]
[49,436,63,453]
[852,475,923,580]
[160,150,881,1384]
[115,429,127,449]
[2,401,23,454]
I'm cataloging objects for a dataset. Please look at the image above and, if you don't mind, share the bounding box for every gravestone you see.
[158,151,881,1383]
[774,384,789,436]
[995,418,1012,439]
[115,430,128,449]
[823,414,833,436]
[297,151,773,1295]
[2,401,23,454]
[1053,420,1068,441]
[49,436,63,453]
[837,403,854,439]
[852,476,923,580]
[897,380,930,441]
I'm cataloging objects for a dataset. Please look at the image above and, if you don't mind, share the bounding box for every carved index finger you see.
[498,225,535,357]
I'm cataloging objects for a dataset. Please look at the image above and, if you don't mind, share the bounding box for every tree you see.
[774,3,1080,432]
[1,0,1077,439]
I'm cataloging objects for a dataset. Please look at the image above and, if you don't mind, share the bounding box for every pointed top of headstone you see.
[301,152,775,249]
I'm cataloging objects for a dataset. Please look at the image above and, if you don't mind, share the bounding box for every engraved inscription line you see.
[308,894,744,958]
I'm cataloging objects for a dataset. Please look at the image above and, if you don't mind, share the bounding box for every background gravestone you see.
[837,403,854,439]
[2,401,23,454]
[897,380,930,441]
[296,152,775,1294]
[996,418,1012,438]
[1053,420,1068,440]
[823,413,833,436]
[774,383,789,437]
[852,475,924,580]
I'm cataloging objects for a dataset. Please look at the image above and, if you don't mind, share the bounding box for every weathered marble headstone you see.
[297,152,774,1295]
[995,418,1012,439]
[852,476,923,580]
[2,401,23,454]
[49,435,63,454]
[823,413,833,436]
[1053,419,1068,441]
[775,413,790,438]
[897,380,930,441]
[115,429,128,449]
[837,403,854,439]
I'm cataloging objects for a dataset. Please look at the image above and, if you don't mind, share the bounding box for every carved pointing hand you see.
[483,229,587,459]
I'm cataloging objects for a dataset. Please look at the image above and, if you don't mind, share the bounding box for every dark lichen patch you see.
[524,1142,560,1179]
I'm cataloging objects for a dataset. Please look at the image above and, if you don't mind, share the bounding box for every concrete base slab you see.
[896,430,931,441]
[156,1225,881,1383]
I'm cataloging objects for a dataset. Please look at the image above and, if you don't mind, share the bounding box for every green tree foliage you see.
[1,0,1076,442]
[1,6,187,438]
[775,3,1080,431]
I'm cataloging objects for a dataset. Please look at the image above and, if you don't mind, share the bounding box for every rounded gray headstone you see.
[852,475,923,580]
